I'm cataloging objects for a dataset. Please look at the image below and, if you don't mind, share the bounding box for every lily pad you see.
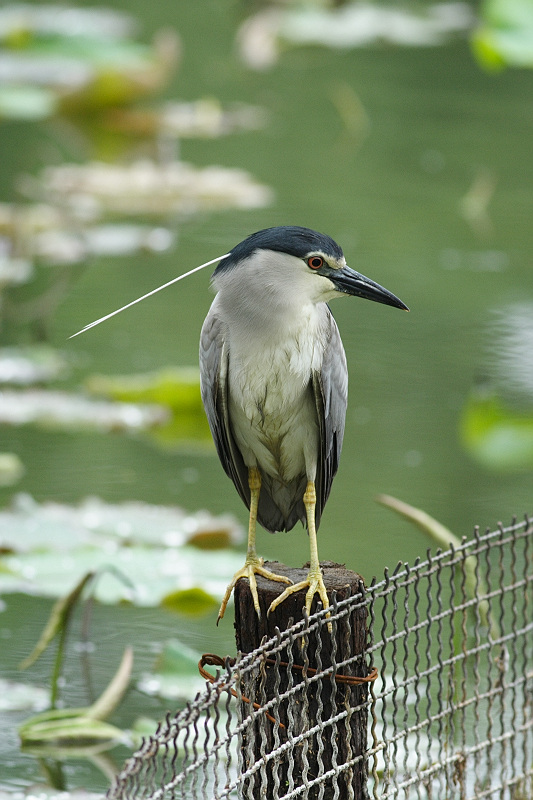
[86,367,204,410]
[161,587,218,615]
[0,84,57,120]
[137,639,205,700]
[488,302,533,401]
[0,388,169,432]
[0,495,243,607]
[0,789,104,800]
[238,2,474,69]
[85,367,212,448]
[0,252,33,288]
[461,390,533,470]
[105,98,267,139]
[0,494,242,553]
[0,453,24,487]
[473,0,533,69]
[0,200,175,271]
[0,678,49,712]
[0,345,68,385]
[0,5,177,119]
[0,546,243,607]
[0,5,136,41]
[36,160,273,218]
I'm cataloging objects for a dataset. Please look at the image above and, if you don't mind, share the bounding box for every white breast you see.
[227,306,326,483]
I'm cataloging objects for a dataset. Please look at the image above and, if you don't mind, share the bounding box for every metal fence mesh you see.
[107,516,533,800]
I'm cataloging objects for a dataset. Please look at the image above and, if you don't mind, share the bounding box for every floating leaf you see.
[19,710,125,748]
[0,84,57,120]
[86,367,212,448]
[0,6,177,119]
[105,98,267,139]
[0,495,243,606]
[19,647,132,747]
[86,367,203,410]
[0,5,136,42]
[238,3,474,69]
[0,494,242,554]
[0,344,68,385]
[137,639,205,700]
[36,160,273,217]
[187,527,238,550]
[0,388,169,432]
[473,0,533,70]
[0,200,175,272]
[461,391,533,470]
[0,678,49,712]
[161,587,218,616]
[0,545,244,607]
[0,251,33,287]
[0,452,24,487]
[487,303,533,400]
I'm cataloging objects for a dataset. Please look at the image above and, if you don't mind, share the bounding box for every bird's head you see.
[213,226,408,313]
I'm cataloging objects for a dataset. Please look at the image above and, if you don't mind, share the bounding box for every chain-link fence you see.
[107,516,533,800]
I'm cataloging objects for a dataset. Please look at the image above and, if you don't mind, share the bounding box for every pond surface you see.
[1,0,532,794]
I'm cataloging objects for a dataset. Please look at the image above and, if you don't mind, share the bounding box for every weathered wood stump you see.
[234,561,371,800]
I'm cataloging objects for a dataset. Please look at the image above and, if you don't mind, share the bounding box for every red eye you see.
[307,256,324,270]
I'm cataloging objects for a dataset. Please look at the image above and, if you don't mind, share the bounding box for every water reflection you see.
[1,0,533,793]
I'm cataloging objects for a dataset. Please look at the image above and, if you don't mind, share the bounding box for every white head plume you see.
[69,254,228,338]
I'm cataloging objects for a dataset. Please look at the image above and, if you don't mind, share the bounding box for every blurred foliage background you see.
[0,0,532,794]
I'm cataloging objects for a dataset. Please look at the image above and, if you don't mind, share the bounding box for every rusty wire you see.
[107,515,533,800]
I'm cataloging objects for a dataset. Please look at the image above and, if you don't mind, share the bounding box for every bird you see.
[199,226,408,624]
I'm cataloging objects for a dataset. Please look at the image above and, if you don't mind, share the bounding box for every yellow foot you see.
[217,557,292,624]
[268,566,331,626]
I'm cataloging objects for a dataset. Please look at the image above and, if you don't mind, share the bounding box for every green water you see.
[1,0,532,792]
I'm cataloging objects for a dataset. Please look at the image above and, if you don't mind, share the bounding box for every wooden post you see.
[234,561,370,800]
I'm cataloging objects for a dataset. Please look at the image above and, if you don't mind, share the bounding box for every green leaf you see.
[19,647,132,746]
[0,85,57,120]
[473,0,533,69]
[0,495,243,606]
[377,494,459,551]
[161,587,218,616]
[461,391,533,470]
[86,646,133,721]
[19,571,95,670]
[1,545,243,607]
[377,494,499,641]
[137,639,205,701]
[0,8,177,116]
[19,712,125,747]
[86,367,213,448]
[0,452,24,487]
[0,388,169,433]
[0,345,69,385]
[0,678,48,712]
[86,367,202,410]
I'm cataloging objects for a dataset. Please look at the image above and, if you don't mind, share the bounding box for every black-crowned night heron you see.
[200,226,408,624]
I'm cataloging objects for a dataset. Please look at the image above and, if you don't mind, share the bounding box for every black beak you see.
[329,265,409,311]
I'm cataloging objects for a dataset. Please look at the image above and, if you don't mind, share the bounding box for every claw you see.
[268,565,332,632]
[217,557,292,623]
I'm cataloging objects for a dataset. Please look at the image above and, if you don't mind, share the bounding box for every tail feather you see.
[256,475,307,533]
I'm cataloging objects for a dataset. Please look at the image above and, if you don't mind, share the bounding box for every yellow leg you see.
[268,481,331,624]
[217,467,292,624]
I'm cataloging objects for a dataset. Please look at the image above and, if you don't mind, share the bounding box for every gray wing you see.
[199,304,250,510]
[312,308,348,530]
